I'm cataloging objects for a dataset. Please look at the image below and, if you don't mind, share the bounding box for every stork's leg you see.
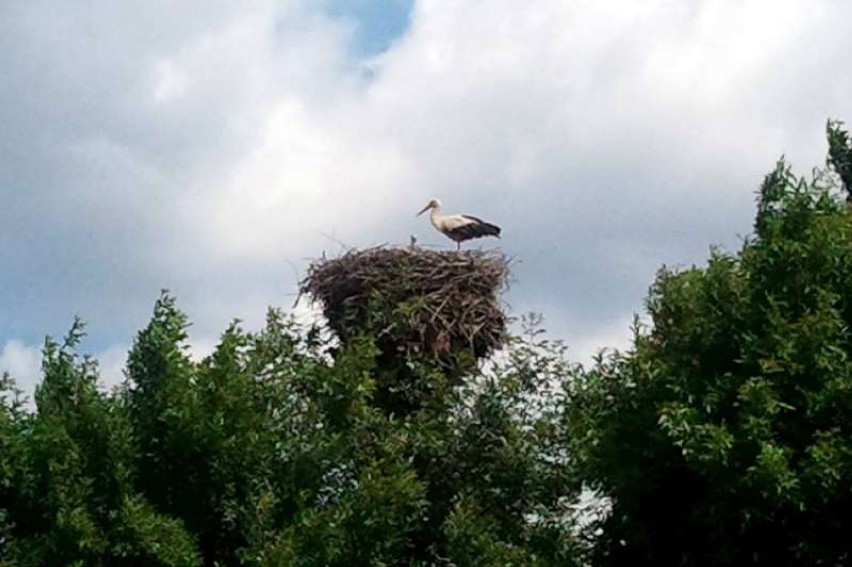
[456,241,461,252]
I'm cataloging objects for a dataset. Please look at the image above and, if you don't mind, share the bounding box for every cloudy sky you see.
[2,0,851,396]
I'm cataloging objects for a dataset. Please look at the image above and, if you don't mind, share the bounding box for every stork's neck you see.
[429,204,442,228]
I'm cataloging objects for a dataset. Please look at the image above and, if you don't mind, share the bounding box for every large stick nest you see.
[301,246,509,362]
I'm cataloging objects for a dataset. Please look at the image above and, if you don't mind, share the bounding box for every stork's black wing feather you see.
[451,215,501,240]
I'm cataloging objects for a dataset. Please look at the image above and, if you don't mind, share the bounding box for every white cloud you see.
[95,344,130,391]
[153,60,190,104]
[0,341,41,396]
[1,0,851,360]
[0,339,132,403]
[189,95,411,262]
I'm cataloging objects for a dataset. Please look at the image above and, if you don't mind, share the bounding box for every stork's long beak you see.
[416,204,431,216]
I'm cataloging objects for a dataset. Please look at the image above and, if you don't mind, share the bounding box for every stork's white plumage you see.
[417,199,501,250]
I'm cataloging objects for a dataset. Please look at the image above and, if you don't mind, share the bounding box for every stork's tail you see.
[479,222,501,238]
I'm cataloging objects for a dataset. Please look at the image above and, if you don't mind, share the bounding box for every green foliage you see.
[0,293,576,566]
[827,119,852,196]
[0,319,201,566]
[567,125,852,565]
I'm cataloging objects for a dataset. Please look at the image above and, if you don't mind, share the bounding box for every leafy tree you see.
[827,119,852,199]
[0,320,199,566]
[124,295,345,565]
[567,125,852,565]
[242,314,581,567]
[0,372,27,566]
[0,290,578,565]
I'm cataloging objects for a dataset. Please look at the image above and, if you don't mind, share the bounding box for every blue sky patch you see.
[324,0,413,56]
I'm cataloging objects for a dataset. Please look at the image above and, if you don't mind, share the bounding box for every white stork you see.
[417,199,501,250]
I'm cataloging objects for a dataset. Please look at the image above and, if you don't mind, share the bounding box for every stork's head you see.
[417,199,441,216]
